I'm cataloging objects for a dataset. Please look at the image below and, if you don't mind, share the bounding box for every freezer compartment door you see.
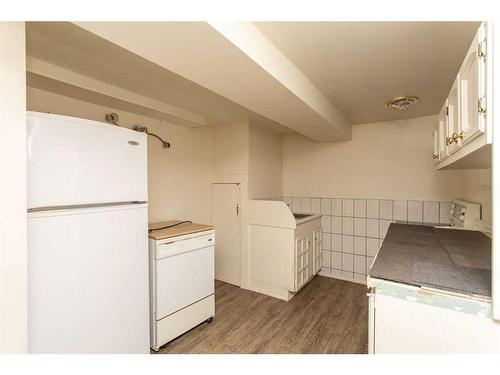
[155,246,214,320]
[28,204,149,353]
[27,112,147,208]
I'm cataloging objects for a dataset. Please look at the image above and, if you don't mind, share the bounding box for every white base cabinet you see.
[149,230,215,351]
[368,277,500,354]
[248,200,321,301]
[294,222,322,292]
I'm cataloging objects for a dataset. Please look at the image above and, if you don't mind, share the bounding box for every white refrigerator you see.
[27,111,150,353]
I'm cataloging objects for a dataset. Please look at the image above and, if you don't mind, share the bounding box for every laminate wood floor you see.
[155,276,368,354]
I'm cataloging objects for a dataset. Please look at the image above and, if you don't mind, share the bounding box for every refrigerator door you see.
[28,204,149,353]
[27,112,147,209]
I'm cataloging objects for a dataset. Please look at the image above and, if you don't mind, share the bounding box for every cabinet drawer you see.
[156,233,214,259]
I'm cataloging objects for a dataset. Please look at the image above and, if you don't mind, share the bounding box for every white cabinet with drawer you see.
[148,227,215,351]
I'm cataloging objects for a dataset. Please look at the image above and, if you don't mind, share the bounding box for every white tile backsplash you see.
[342,235,354,253]
[332,251,342,270]
[342,253,354,272]
[394,200,408,222]
[439,201,452,224]
[342,199,354,217]
[321,250,331,268]
[342,217,353,235]
[331,269,342,278]
[354,218,366,237]
[408,200,423,223]
[322,232,331,250]
[342,270,354,279]
[332,234,342,251]
[366,238,379,257]
[332,216,342,234]
[319,267,331,277]
[379,220,392,239]
[354,236,366,255]
[331,199,342,216]
[379,200,393,220]
[423,201,439,224]
[321,215,331,234]
[366,218,379,238]
[366,257,375,272]
[320,198,332,215]
[354,273,366,282]
[366,199,379,219]
[354,199,367,218]
[301,198,311,213]
[311,198,321,214]
[354,255,365,274]
[286,195,451,285]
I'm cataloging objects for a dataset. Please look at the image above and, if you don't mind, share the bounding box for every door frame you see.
[210,174,249,289]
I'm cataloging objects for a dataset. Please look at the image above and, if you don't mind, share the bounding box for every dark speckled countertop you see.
[369,223,492,297]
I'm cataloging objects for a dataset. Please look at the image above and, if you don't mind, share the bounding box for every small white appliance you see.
[27,111,150,353]
[149,229,215,351]
[448,200,481,229]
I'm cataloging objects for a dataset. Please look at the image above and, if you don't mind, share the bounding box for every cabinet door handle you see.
[447,133,461,145]
[454,131,464,141]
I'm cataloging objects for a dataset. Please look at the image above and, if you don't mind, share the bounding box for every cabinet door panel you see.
[433,130,439,165]
[446,78,460,155]
[459,24,486,146]
[438,104,448,160]
[312,228,321,274]
[294,234,310,292]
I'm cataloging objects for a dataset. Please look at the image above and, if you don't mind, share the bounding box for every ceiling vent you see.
[384,96,419,111]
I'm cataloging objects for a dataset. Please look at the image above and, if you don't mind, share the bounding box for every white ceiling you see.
[26,22,288,131]
[26,21,481,139]
[255,22,480,124]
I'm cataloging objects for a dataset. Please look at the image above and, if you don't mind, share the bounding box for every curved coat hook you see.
[104,112,171,148]
[134,126,171,148]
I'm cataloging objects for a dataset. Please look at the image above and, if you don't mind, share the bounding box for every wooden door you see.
[212,183,241,286]
[459,23,487,146]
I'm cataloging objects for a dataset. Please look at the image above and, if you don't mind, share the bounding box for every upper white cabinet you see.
[459,23,487,145]
[435,22,492,169]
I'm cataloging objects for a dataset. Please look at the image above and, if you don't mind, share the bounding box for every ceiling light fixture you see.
[384,96,419,111]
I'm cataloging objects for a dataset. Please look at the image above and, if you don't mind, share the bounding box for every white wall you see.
[27,87,213,224]
[463,168,492,226]
[0,22,27,353]
[283,115,464,201]
[212,121,249,176]
[248,122,283,199]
